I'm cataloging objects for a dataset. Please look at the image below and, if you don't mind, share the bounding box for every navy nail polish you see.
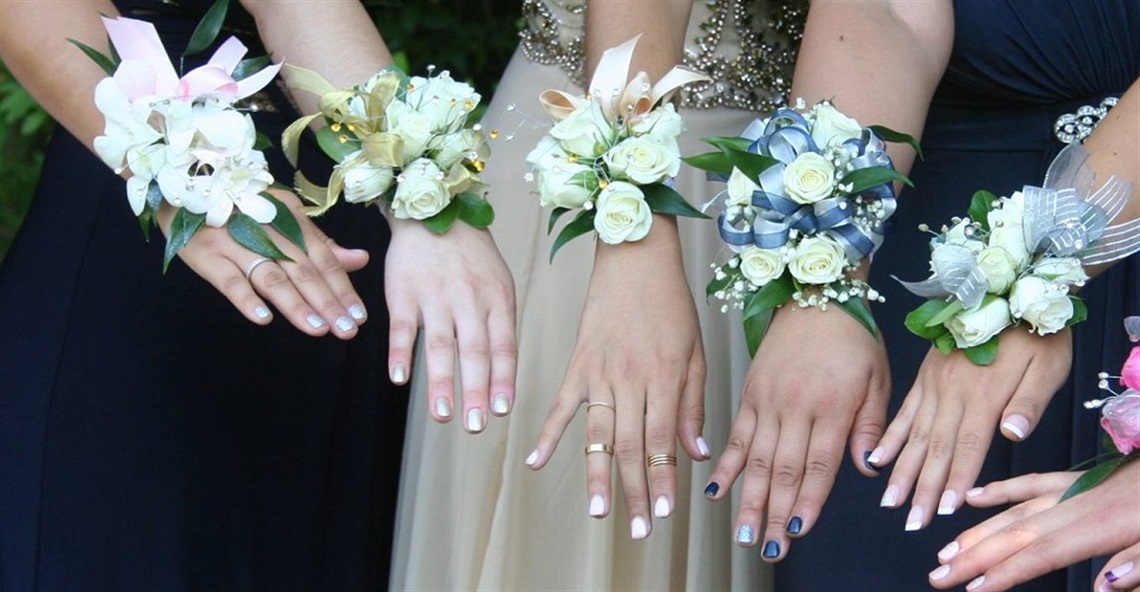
[1106,571,1119,583]
[786,516,803,535]
[863,450,877,470]
[762,540,780,559]
[703,482,720,497]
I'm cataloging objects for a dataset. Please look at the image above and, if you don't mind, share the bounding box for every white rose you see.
[392,158,451,220]
[945,296,1012,348]
[386,100,436,164]
[629,103,683,141]
[810,102,864,148]
[976,246,1019,295]
[788,235,846,284]
[943,219,986,254]
[593,181,653,244]
[726,167,761,207]
[782,152,836,204]
[739,246,786,287]
[603,135,680,185]
[435,128,490,170]
[987,201,1031,266]
[405,71,480,130]
[340,151,395,204]
[526,136,569,172]
[1032,257,1089,285]
[550,100,612,157]
[537,162,595,209]
[1009,276,1073,335]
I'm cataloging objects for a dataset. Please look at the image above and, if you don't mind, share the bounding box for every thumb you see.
[998,367,1060,442]
[327,239,370,272]
[676,351,709,461]
[849,370,890,477]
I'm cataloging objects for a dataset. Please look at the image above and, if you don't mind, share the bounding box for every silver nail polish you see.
[491,393,511,415]
[434,398,451,419]
[929,565,951,582]
[335,316,355,333]
[736,524,755,545]
[938,541,960,562]
[525,450,540,466]
[254,306,271,320]
[348,304,367,321]
[391,364,407,384]
[466,408,485,432]
[305,314,326,329]
[966,575,986,590]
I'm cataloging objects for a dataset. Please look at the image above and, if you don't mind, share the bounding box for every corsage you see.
[689,99,918,354]
[282,65,493,234]
[900,144,1139,365]
[527,35,711,259]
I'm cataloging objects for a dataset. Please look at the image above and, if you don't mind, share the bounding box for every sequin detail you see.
[1054,96,1118,144]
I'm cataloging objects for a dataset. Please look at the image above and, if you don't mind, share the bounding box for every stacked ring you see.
[584,443,614,455]
[647,453,677,467]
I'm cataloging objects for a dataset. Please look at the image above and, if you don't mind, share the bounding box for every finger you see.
[963,472,1080,509]
[704,400,758,501]
[584,388,616,519]
[1098,543,1140,592]
[646,371,683,520]
[998,354,1063,443]
[908,394,965,526]
[422,307,457,424]
[948,496,1057,560]
[527,368,587,470]
[386,289,417,386]
[868,375,927,469]
[486,299,517,417]
[676,348,709,461]
[940,405,999,517]
[850,366,890,476]
[880,383,938,512]
[455,307,491,434]
[276,253,358,339]
[734,412,779,549]
[760,417,810,561]
[790,412,850,540]
[247,259,331,336]
[310,232,369,325]
[613,385,651,540]
[186,252,274,325]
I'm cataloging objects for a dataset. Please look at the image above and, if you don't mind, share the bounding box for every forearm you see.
[1082,78,1139,277]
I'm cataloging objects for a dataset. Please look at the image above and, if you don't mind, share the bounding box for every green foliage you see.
[0,62,54,265]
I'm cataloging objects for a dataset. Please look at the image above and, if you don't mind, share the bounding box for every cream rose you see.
[593,181,652,244]
[783,152,836,204]
[341,152,395,204]
[435,128,489,170]
[386,100,435,165]
[976,246,1019,295]
[392,158,451,220]
[551,101,611,157]
[788,235,846,284]
[526,136,568,172]
[1009,276,1073,335]
[537,162,595,209]
[810,102,864,148]
[987,201,1031,266]
[727,167,761,207]
[739,246,786,287]
[629,103,683,141]
[405,71,480,130]
[603,135,680,185]
[943,219,986,254]
[1033,257,1088,285]
[945,296,1012,349]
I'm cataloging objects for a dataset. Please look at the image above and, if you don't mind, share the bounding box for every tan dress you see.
[392,1,804,589]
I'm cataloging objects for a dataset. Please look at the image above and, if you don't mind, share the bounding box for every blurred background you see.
[0,0,523,263]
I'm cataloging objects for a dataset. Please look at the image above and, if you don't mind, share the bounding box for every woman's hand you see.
[703,304,890,560]
[384,219,517,433]
[526,217,708,540]
[161,188,370,338]
[929,463,1140,591]
[871,327,1071,529]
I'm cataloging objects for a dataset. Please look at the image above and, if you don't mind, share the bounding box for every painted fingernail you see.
[937,490,958,515]
[434,397,451,419]
[306,314,326,329]
[966,487,985,498]
[654,496,671,518]
[704,482,720,497]
[1106,561,1134,582]
[863,450,876,470]
[938,541,960,562]
[1099,582,1112,592]
[867,446,885,466]
[880,485,900,508]
[491,392,511,416]
[525,449,540,467]
[905,506,925,531]
[929,564,951,582]
[631,516,649,540]
[1002,415,1029,440]
[254,306,271,320]
[465,408,485,432]
[348,304,367,321]
[391,363,407,384]
[334,316,356,333]
[762,540,780,559]
[589,494,606,517]
[786,516,803,535]
[735,524,755,545]
[966,575,986,590]
[696,436,711,459]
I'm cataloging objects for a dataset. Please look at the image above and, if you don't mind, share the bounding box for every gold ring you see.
[584,443,614,455]
[244,257,272,281]
[647,453,677,467]
[586,401,616,412]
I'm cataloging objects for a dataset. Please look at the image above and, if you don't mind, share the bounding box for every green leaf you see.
[547,207,571,235]
[260,192,306,252]
[1070,450,1123,471]
[905,300,952,339]
[743,306,774,357]
[743,273,794,319]
[706,270,733,299]
[253,132,273,151]
[1059,456,1128,503]
[316,126,358,163]
[839,166,913,193]
[925,300,965,328]
[145,179,164,212]
[68,39,118,75]
[227,212,292,262]
[162,209,206,273]
[838,297,879,339]
[642,183,708,219]
[549,210,595,261]
[702,136,754,154]
[962,335,999,366]
[138,208,154,242]
[183,0,230,57]
[968,190,998,231]
[934,331,956,354]
[1068,296,1088,327]
[681,152,734,176]
[423,199,461,234]
[725,148,780,181]
[868,124,923,159]
[232,55,271,81]
[568,170,600,192]
[456,193,495,229]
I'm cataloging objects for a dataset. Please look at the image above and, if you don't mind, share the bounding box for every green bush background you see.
[0,0,522,264]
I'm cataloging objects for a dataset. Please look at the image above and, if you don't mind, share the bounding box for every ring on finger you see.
[647,453,677,467]
[584,443,614,456]
[586,401,616,412]
[245,257,272,281]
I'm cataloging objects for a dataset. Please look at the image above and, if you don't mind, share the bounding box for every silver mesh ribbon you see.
[895,243,988,310]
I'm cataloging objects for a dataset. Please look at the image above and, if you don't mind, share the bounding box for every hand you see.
[384,219,517,433]
[525,217,708,540]
[871,327,1072,529]
[929,463,1140,591]
[161,188,370,338]
[704,304,890,561]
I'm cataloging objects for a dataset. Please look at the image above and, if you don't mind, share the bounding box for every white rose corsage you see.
[76,0,294,271]
[282,64,493,233]
[528,36,711,259]
[900,143,1139,365]
[689,99,918,355]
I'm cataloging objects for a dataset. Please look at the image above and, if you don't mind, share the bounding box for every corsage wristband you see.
[282,65,494,234]
[689,99,918,355]
[528,36,711,259]
[900,144,1139,366]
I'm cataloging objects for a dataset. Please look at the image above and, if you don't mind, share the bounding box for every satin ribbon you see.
[896,243,988,310]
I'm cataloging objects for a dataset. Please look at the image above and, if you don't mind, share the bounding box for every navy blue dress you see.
[776,1,1139,590]
[0,3,408,590]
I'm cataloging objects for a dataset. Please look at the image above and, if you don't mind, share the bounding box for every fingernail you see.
[966,575,986,590]
[867,446,885,466]
[1106,561,1134,582]
[905,506,925,531]
[631,516,649,540]
[786,516,803,535]
[966,487,985,498]
[762,540,780,559]
[1099,582,1112,592]
[306,314,326,329]
[254,306,271,320]
[434,397,451,419]
[654,496,671,518]
[589,494,606,517]
[937,490,958,515]
[863,450,876,470]
[525,449,540,467]
[929,564,951,582]
[696,436,711,459]
[1002,415,1029,440]
[491,392,511,416]
[348,304,367,321]
[465,408,485,432]
[938,540,960,562]
[391,363,407,384]
[334,316,356,333]
[704,482,720,497]
[880,485,900,508]
[735,524,755,545]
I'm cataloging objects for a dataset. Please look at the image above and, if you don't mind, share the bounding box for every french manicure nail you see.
[966,487,985,498]
[334,316,355,333]
[762,540,780,559]
[434,397,451,419]
[306,314,326,329]
[786,516,803,535]
[1106,561,1134,582]
[391,363,407,384]
[880,485,900,508]
[525,449,540,467]
[254,306,271,320]
[938,490,958,515]
[929,565,951,581]
[466,408,485,432]
[1002,415,1029,440]
[905,506,925,531]
[867,446,885,466]
[589,494,606,517]
[348,304,367,321]
[966,575,986,590]
[654,496,671,518]
[491,393,511,415]
[938,541,960,562]
[704,482,720,497]
[631,516,649,540]
[735,524,755,545]
[697,436,711,459]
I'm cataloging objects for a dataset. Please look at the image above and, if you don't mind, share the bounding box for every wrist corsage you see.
[76,0,294,271]
[900,144,1139,365]
[527,35,711,259]
[282,65,493,233]
[1061,316,1140,501]
[688,99,918,354]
